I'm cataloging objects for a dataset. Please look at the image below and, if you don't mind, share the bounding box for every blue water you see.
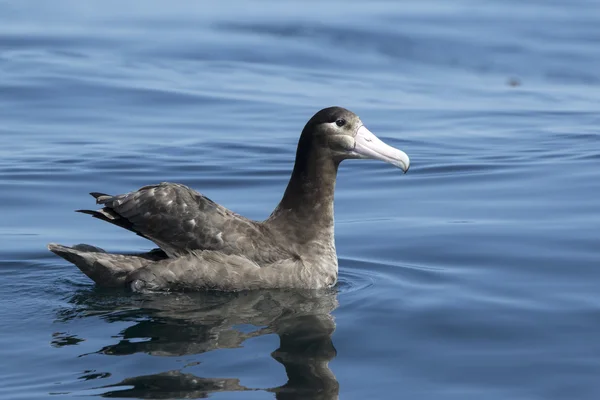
[1,1,600,398]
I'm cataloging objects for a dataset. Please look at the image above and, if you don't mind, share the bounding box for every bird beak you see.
[352,125,410,173]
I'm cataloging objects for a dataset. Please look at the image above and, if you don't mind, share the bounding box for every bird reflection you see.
[55,287,339,399]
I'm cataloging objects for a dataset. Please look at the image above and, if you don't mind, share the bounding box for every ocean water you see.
[1,1,600,399]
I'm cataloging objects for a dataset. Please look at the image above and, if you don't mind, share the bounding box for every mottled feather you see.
[82,182,293,262]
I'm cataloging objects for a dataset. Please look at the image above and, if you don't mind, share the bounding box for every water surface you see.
[1,1,600,399]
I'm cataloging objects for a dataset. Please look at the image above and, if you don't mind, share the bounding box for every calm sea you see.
[1,1,599,399]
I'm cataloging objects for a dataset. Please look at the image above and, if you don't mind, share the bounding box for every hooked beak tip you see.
[401,157,410,173]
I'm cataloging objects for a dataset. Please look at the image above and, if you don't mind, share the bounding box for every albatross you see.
[48,107,410,292]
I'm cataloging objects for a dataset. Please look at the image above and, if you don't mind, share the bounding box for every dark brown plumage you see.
[48,107,410,292]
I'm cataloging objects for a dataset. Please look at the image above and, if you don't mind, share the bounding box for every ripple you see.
[336,267,375,295]
[336,256,443,299]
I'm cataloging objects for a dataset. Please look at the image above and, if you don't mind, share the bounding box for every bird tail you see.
[47,243,166,287]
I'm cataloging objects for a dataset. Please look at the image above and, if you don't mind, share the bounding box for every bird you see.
[48,106,410,292]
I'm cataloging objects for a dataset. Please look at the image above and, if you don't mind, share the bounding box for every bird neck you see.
[267,139,339,245]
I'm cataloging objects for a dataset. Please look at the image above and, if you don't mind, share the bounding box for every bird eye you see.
[335,119,346,127]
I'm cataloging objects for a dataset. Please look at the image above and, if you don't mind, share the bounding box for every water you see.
[1,0,599,398]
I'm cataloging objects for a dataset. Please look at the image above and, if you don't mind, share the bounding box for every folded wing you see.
[79,182,289,262]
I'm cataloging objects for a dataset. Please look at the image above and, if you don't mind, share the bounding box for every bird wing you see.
[79,182,289,261]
